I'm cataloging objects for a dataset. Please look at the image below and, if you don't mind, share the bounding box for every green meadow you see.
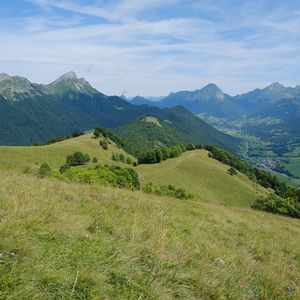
[0,134,300,299]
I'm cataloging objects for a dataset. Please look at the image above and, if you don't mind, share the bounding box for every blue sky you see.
[0,0,300,96]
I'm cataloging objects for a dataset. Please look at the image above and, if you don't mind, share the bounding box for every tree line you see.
[203,145,300,219]
[138,143,199,164]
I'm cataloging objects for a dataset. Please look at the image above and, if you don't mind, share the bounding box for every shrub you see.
[92,157,98,163]
[119,153,125,163]
[111,154,119,161]
[126,157,133,165]
[228,167,238,176]
[71,131,84,138]
[142,183,193,199]
[100,140,108,150]
[61,165,140,190]
[59,163,70,174]
[37,163,52,178]
[251,196,300,219]
[66,152,90,166]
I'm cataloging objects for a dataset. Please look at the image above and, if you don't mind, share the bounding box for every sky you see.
[0,0,300,97]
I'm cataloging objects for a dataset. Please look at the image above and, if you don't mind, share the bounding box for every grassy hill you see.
[1,135,300,299]
[0,133,263,207]
[0,133,135,173]
[137,150,267,207]
[1,171,300,299]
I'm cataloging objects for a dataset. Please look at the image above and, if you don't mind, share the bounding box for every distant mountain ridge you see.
[130,82,300,119]
[130,96,154,106]
[157,83,243,119]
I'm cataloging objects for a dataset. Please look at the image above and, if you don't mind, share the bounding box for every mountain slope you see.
[1,147,300,298]
[114,106,241,156]
[0,73,239,153]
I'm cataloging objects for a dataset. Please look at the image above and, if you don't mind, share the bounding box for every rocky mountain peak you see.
[266,82,285,90]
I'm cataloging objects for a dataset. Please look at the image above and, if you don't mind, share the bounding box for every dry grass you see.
[1,171,300,299]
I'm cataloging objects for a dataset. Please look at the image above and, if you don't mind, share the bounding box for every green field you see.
[137,150,267,207]
[1,135,300,299]
[282,158,300,178]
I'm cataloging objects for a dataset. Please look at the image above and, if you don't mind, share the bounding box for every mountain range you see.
[128,82,300,184]
[0,72,240,154]
[136,81,300,119]
[128,82,300,145]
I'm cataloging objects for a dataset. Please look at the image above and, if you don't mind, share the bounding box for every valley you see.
[197,113,300,187]
[134,82,300,187]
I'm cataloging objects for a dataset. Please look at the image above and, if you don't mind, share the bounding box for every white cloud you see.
[1,0,300,96]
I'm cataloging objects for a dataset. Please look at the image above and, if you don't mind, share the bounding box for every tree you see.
[119,153,125,163]
[66,152,90,166]
[160,147,169,160]
[154,148,163,163]
[186,144,196,151]
[126,157,133,165]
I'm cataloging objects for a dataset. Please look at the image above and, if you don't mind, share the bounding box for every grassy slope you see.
[283,158,300,178]
[137,150,267,207]
[0,134,134,173]
[1,136,299,298]
[1,172,300,299]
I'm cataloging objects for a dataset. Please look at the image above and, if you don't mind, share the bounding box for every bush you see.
[92,157,98,163]
[66,152,90,166]
[251,196,300,219]
[61,165,140,190]
[119,153,125,163]
[111,154,119,161]
[100,140,108,150]
[37,163,52,178]
[228,167,238,176]
[126,157,133,165]
[59,163,70,174]
[142,183,193,199]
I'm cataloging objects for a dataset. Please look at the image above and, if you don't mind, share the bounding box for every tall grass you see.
[1,172,300,299]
